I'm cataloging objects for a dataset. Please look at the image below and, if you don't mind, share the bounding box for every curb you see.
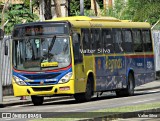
[79,108,160,121]
[0,96,72,108]
[135,86,160,91]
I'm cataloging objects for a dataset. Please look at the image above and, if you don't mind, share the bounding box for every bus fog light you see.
[13,75,27,86]
[58,72,72,84]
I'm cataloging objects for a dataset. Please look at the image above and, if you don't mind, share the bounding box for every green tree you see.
[124,0,160,24]
[1,3,38,34]
[69,0,160,25]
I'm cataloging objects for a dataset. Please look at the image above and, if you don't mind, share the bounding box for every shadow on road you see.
[20,89,160,107]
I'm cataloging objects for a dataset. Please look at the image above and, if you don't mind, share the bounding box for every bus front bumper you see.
[12,79,75,97]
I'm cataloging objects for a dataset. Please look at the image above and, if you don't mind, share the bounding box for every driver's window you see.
[72,33,82,63]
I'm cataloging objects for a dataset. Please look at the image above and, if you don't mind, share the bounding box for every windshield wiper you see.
[48,36,56,52]
[40,36,57,65]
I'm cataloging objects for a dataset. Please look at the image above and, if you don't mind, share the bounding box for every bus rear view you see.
[12,22,74,105]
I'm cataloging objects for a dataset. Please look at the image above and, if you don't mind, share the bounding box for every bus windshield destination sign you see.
[13,24,68,37]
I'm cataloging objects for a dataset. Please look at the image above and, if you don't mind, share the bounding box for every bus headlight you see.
[58,72,72,84]
[13,75,27,86]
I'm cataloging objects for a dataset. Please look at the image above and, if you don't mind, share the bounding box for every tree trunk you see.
[44,0,52,20]
[53,0,62,17]
[93,0,98,16]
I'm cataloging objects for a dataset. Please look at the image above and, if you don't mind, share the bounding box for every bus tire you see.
[31,96,44,106]
[74,78,92,102]
[116,73,134,97]
[126,73,134,96]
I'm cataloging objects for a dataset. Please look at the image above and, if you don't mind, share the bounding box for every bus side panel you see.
[114,55,127,89]
[126,54,145,86]
[95,56,108,91]
[95,55,126,91]
[74,55,95,93]
[144,54,155,83]
[74,63,86,93]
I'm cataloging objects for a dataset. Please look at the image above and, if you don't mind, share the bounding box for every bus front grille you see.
[28,81,57,85]
[32,87,53,91]
[24,73,60,80]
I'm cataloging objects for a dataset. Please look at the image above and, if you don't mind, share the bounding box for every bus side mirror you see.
[0,29,4,40]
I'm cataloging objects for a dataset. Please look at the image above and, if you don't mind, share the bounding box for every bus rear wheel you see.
[116,73,134,97]
[74,78,92,102]
[127,73,134,96]
[31,96,44,106]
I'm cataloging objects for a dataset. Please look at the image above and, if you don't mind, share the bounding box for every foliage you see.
[70,0,160,25]
[69,0,80,16]
[2,4,38,34]
[121,0,160,25]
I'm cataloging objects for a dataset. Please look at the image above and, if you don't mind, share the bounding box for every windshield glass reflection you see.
[13,37,71,71]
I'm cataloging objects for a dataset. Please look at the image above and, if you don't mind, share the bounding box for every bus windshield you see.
[13,36,71,71]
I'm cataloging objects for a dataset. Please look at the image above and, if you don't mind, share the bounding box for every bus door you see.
[72,32,85,93]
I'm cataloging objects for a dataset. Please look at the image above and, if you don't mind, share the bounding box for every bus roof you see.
[50,16,120,22]
[48,16,151,29]
[14,16,150,29]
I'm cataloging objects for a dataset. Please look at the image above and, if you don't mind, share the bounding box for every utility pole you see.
[68,0,70,16]
[80,0,84,16]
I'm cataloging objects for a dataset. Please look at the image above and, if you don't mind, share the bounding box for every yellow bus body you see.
[12,16,152,97]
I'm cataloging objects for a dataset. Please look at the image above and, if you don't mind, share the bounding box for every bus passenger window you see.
[123,30,133,53]
[142,30,153,52]
[112,29,124,53]
[132,30,143,52]
[91,29,101,53]
[102,29,114,53]
[82,29,90,51]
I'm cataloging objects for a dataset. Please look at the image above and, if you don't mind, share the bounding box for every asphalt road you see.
[0,89,160,121]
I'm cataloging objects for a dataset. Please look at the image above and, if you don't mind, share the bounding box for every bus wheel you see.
[126,73,134,96]
[116,73,134,97]
[74,78,92,102]
[31,96,44,106]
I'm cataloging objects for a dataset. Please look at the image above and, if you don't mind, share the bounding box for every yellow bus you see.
[11,16,155,105]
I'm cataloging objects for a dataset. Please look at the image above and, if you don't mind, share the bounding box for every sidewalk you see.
[0,80,160,108]
[0,96,72,108]
[135,80,160,91]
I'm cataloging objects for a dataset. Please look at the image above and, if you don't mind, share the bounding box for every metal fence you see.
[153,30,160,72]
[0,36,12,86]
[1,31,160,86]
